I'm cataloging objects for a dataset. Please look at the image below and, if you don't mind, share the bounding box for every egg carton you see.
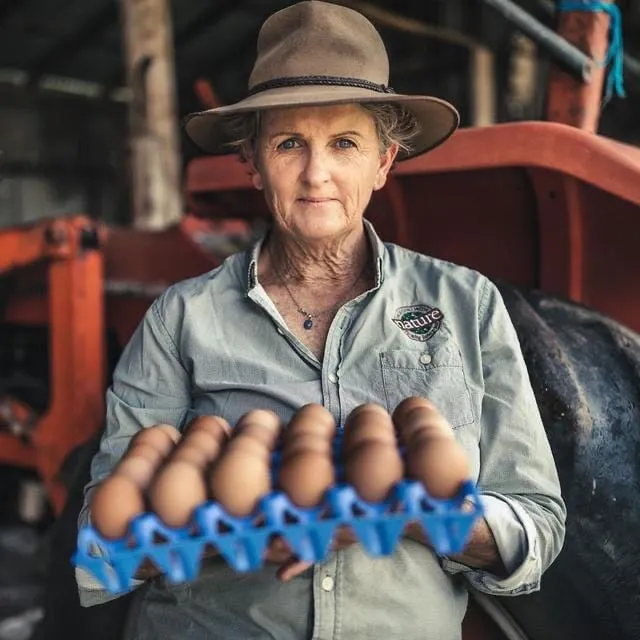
[73,478,483,594]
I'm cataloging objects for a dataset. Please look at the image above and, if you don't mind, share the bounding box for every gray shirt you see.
[76,221,566,640]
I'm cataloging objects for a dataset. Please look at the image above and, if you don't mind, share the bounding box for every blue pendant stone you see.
[303,318,313,330]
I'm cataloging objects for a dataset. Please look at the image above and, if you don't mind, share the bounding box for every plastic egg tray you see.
[73,431,483,594]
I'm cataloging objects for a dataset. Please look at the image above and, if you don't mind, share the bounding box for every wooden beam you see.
[120,0,182,230]
[471,46,497,127]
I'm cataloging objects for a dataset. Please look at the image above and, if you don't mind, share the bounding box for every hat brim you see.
[183,85,459,161]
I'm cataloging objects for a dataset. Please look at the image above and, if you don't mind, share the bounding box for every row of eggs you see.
[90,398,470,539]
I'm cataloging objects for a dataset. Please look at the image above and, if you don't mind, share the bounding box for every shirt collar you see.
[245,219,386,294]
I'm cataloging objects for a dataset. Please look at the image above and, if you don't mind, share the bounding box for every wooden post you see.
[545,2,612,132]
[120,0,182,230]
[471,46,497,127]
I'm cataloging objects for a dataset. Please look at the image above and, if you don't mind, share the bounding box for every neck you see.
[262,225,371,286]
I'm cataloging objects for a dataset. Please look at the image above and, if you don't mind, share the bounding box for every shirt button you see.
[321,576,335,592]
[276,327,284,335]
[419,354,432,365]
[328,372,338,384]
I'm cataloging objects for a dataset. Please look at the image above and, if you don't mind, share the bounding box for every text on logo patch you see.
[392,304,444,342]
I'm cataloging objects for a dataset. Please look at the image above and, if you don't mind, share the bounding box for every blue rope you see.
[557,1,626,102]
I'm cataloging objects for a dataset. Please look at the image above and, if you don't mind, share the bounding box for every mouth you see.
[298,197,335,204]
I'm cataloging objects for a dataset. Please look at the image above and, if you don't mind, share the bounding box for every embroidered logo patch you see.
[392,305,444,342]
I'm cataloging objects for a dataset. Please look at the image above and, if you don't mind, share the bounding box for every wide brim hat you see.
[184,1,460,161]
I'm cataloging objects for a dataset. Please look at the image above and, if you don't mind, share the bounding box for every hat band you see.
[247,75,395,97]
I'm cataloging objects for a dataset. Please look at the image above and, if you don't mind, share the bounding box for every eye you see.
[335,138,357,150]
[277,138,301,151]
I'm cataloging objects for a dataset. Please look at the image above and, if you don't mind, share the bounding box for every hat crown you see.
[249,1,390,90]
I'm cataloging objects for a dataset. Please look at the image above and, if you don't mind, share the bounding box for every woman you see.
[77,2,565,639]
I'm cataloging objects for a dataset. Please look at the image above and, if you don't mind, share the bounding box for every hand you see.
[403,498,475,548]
[264,536,296,565]
[263,536,308,581]
[275,526,359,582]
[133,557,162,581]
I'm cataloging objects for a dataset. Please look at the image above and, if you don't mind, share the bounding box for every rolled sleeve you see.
[442,494,541,596]
[76,294,192,607]
[460,280,566,593]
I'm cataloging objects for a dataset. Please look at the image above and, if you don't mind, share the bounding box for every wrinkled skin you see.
[35,283,640,640]
[495,282,640,640]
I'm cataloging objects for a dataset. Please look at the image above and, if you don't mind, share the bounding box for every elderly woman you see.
[76,2,565,639]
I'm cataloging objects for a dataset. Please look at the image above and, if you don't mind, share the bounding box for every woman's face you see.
[251,104,398,244]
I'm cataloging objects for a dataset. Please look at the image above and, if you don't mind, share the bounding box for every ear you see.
[251,169,263,191]
[246,154,263,190]
[373,142,399,191]
[242,141,263,190]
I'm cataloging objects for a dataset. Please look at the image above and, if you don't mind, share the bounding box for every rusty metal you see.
[483,0,593,80]
[0,216,106,515]
[0,396,38,438]
[545,3,613,131]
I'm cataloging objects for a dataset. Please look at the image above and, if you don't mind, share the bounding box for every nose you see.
[301,146,331,187]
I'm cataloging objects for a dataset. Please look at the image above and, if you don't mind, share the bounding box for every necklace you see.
[275,261,369,331]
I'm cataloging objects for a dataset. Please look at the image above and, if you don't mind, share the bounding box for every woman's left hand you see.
[277,526,359,581]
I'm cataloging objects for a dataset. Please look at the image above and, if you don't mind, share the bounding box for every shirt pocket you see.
[380,340,475,429]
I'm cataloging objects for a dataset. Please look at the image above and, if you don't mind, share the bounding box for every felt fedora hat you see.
[184,1,459,160]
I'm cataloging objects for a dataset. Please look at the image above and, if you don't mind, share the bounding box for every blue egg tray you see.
[73,431,483,594]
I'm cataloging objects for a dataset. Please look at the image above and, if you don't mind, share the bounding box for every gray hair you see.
[221,102,420,163]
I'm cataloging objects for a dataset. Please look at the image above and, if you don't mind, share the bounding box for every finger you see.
[264,536,294,564]
[331,526,358,550]
[264,547,293,564]
[277,560,313,582]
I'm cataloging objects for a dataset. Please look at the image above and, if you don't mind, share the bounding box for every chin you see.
[292,210,356,240]
[295,220,351,242]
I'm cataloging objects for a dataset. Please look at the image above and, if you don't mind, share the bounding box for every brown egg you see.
[342,405,397,453]
[397,405,453,446]
[131,427,178,457]
[170,444,212,468]
[114,456,159,489]
[285,404,336,440]
[153,423,182,444]
[342,421,397,453]
[236,422,280,451]
[126,441,165,465]
[90,475,145,539]
[179,428,222,458]
[234,410,282,449]
[209,450,271,517]
[392,397,435,425]
[186,415,231,443]
[406,436,470,499]
[281,433,332,461]
[237,409,282,431]
[226,434,271,459]
[346,403,390,423]
[344,441,404,502]
[278,451,335,507]
[149,461,208,527]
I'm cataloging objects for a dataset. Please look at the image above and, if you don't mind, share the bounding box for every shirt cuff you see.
[75,509,145,607]
[441,493,541,596]
[76,565,144,608]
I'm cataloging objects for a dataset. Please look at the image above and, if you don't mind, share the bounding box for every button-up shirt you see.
[76,221,566,640]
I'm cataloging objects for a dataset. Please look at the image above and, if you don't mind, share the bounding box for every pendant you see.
[303,317,314,330]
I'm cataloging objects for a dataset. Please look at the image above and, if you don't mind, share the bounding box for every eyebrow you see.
[268,129,364,140]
